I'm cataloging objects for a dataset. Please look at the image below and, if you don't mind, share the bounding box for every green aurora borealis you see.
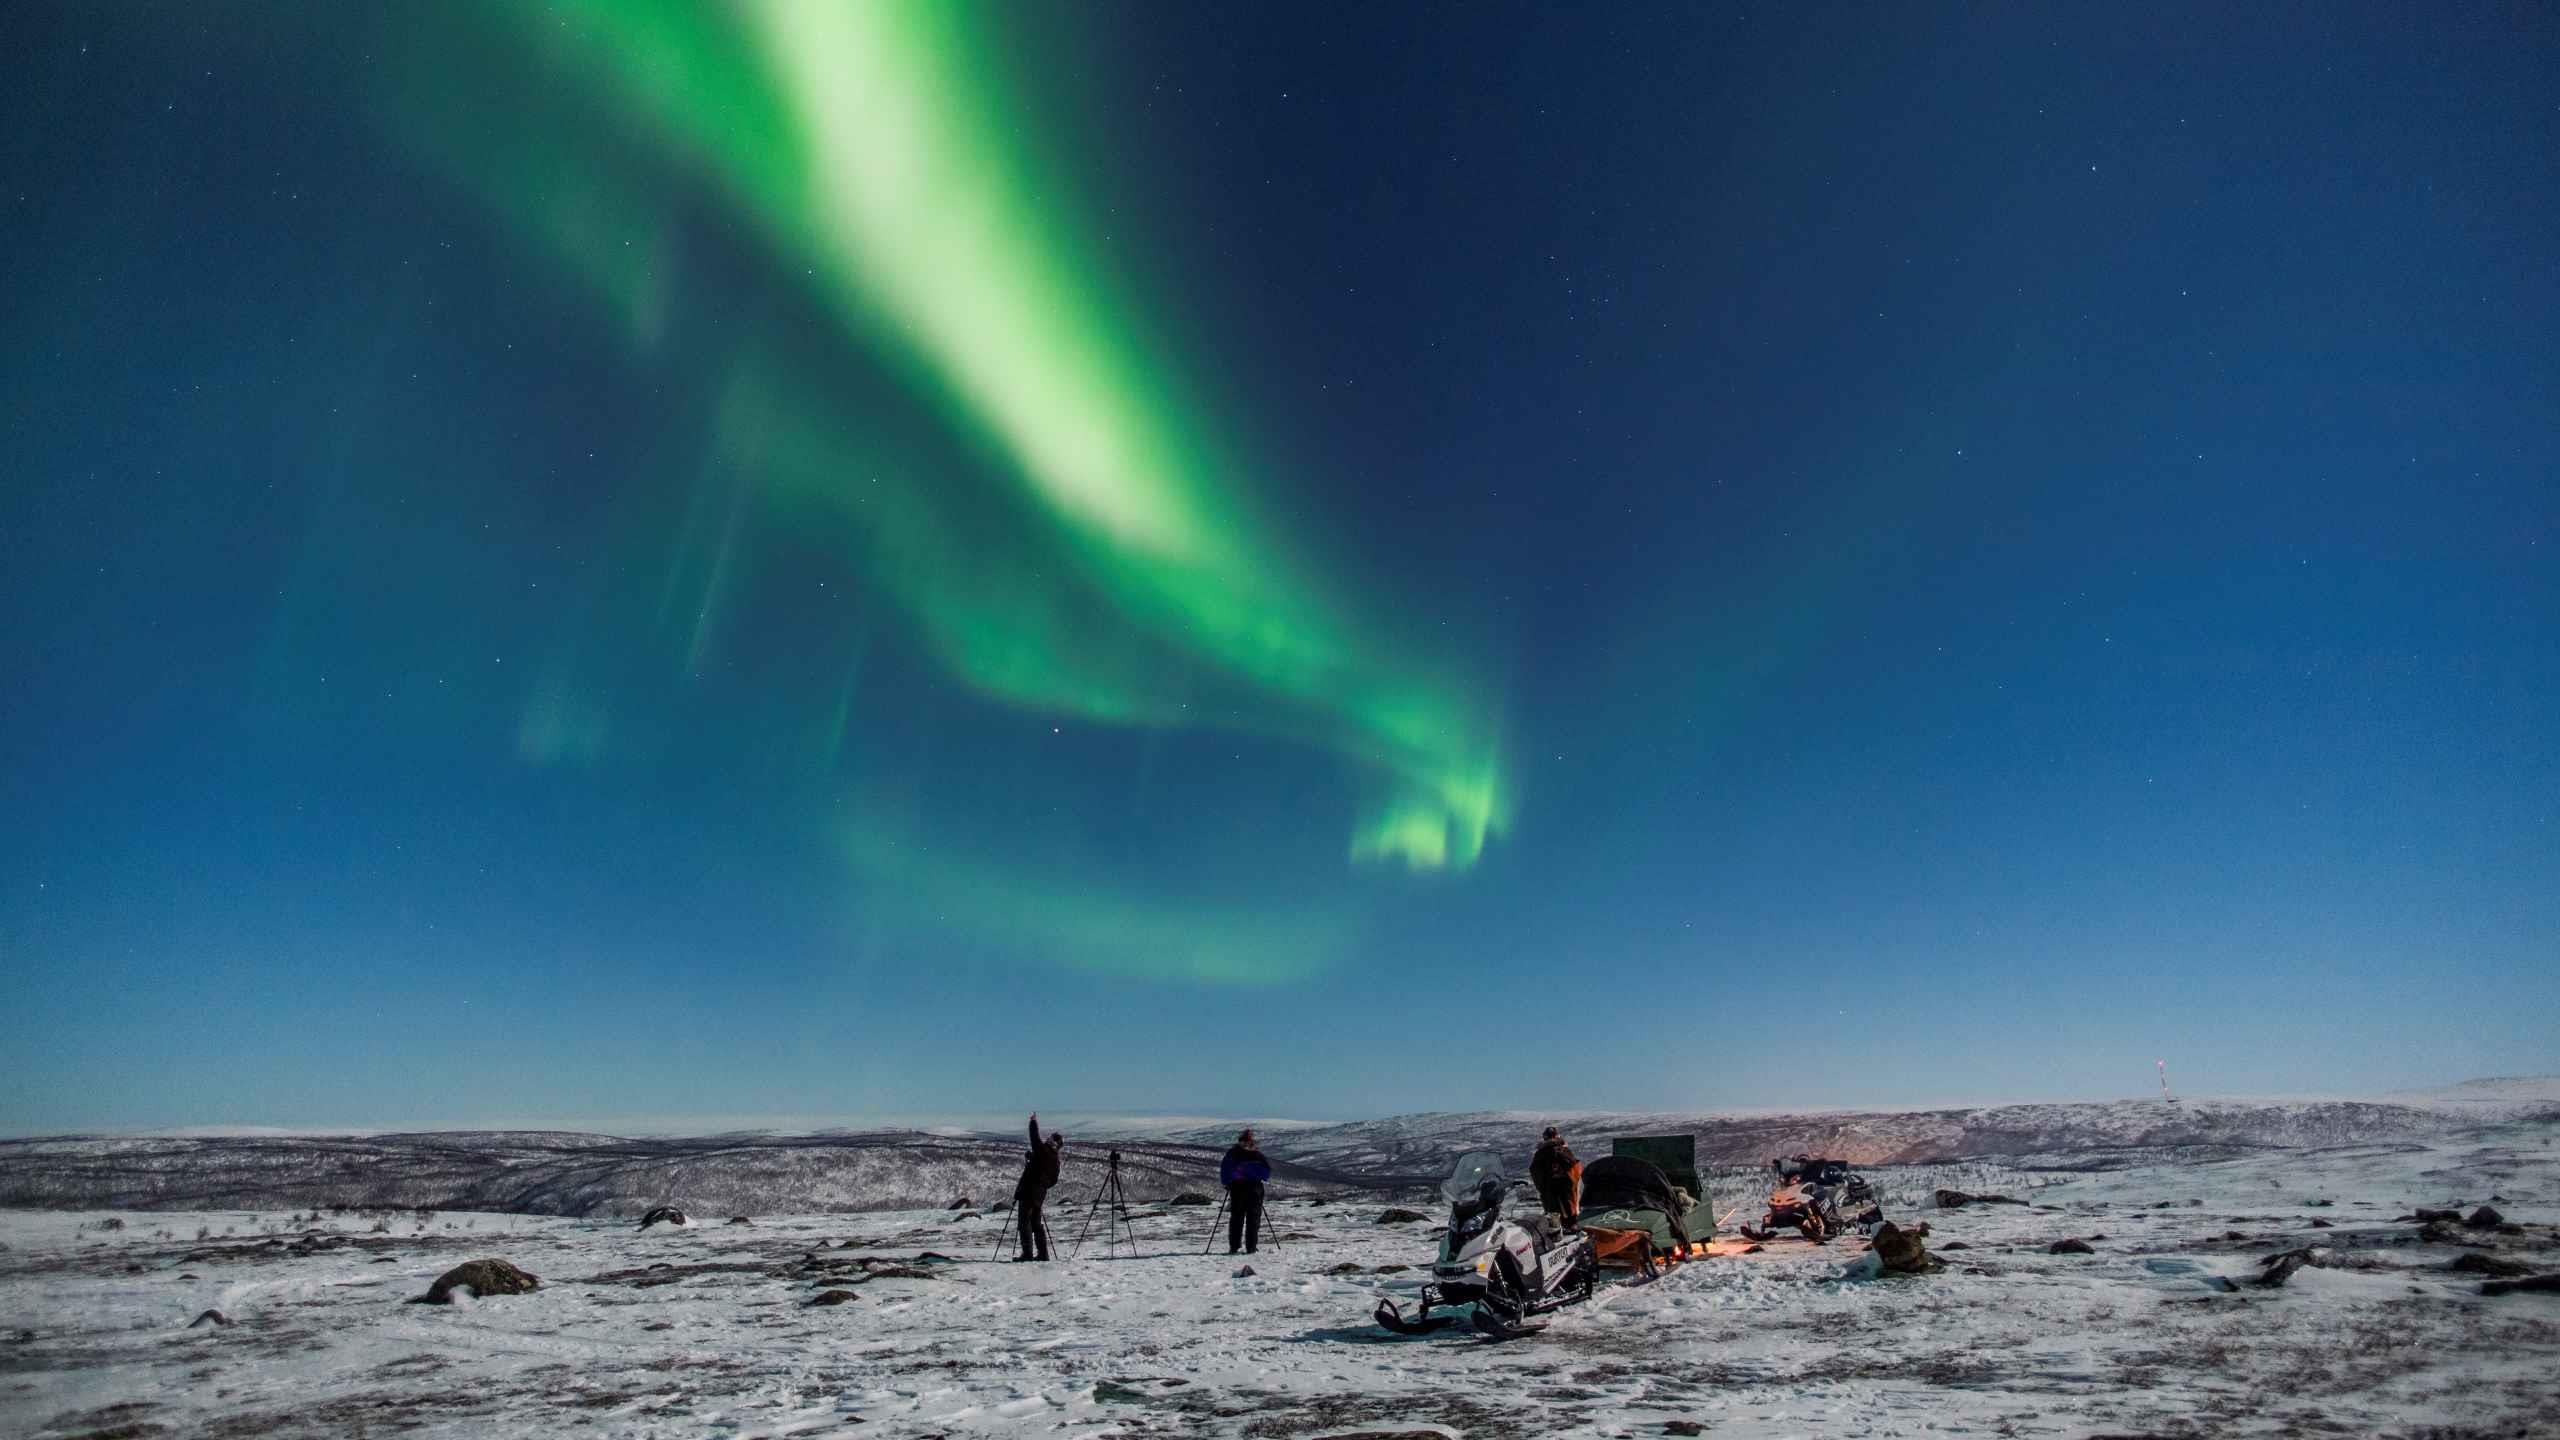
[369,2,1511,976]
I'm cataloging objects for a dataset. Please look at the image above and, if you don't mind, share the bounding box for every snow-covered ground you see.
[5,1115,2555,1438]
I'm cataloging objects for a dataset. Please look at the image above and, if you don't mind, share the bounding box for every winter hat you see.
[1543,1126,1560,1140]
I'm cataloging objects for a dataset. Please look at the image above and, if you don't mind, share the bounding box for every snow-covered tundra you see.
[2,1094,2555,1437]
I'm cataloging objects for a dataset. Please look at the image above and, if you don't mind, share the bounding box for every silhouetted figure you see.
[1014,1112,1063,1261]
[1531,1125,1580,1222]
[1220,1128,1272,1254]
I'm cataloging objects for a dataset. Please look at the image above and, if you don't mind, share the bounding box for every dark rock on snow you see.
[2450,1252,2537,1278]
[188,1308,232,1328]
[948,1197,973,1211]
[2048,1238,2095,1255]
[808,1289,861,1306]
[1935,1189,2026,1209]
[2480,1274,2560,1297]
[2255,1247,2322,1287]
[2465,1206,2505,1229]
[1376,1208,1430,1225]
[411,1258,540,1305]
[726,1216,753,1226]
[1171,1192,1215,1207]
[1871,1222,1937,1275]
[638,1207,689,1231]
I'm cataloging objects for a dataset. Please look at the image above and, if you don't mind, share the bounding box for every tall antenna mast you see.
[2158,1059,2178,1105]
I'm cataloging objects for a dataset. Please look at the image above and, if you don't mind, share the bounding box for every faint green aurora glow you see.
[838,823,1350,987]
[371,2,1509,939]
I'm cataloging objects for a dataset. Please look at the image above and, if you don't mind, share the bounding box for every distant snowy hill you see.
[4,1081,2551,1216]
[1144,1084,2560,1175]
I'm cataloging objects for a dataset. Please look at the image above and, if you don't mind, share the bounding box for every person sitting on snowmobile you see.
[1219,1128,1273,1254]
[1530,1126,1580,1223]
[1013,1113,1063,1261]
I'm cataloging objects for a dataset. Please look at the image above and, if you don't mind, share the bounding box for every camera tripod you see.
[1069,1150,1141,1260]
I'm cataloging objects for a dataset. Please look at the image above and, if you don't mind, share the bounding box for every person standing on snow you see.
[1530,1126,1580,1223]
[1220,1128,1273,1254]
[1014,1112,1064,1261]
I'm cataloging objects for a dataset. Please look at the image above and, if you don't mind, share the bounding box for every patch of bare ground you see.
[42,1400,163,1440]
[1111,1387,1537,1440]
[189,1389,475,1439]
[571,1259,785,1287]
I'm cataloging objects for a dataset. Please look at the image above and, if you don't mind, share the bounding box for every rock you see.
[2047,1239,2095,1255]
[1870,1222,1936,1275]
[2308,1218,2334,1229]
[914,1252,959,1265]
[948,1197,973,1211]
[1372,1263,1409,1274]
[808,1290,861,1306]
[2307,1198,2333,1207]
[2088,1233,2108,1241]
[2255,1247,2322,1287]
[638,1207,689,1231]
[854,1261,943,1281]
[1741,1243,1764,1254]
[1938,1240,1971,1251]
[1666,1423,1706,1437]
[2404,1208,2462,1224]
[411,1258,540,1305]
[1171,1192,1215,1207]
[1376,1208,1430,1225]
[1935,1189,2025,1209]
[188,1308,231,1328]
[2450,1253,2536,1278]
[2419,1221,2479,1246]
[1232,1265,1256,1278]
[726,1216,753,1227]
[2481,1274,2560,1297]
[2465,1206,2505,1229]
[2221,1230,2249,1241]
[1326,1262,1365,1275]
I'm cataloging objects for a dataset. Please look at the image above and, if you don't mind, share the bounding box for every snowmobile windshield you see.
[1441,1151,1508,1206]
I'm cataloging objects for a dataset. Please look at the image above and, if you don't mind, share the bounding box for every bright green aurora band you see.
[369,3,1509,978]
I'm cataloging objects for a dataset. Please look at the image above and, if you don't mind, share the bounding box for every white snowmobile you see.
[1373,1151,1599,1340]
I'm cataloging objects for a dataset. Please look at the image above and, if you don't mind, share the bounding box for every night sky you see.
[3,4,2553,1131]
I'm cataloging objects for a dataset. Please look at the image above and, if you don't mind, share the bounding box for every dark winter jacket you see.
[1220,1143,1272,1189]
[1530,1137,1578,1187]
[1015,1118,1062,1198]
